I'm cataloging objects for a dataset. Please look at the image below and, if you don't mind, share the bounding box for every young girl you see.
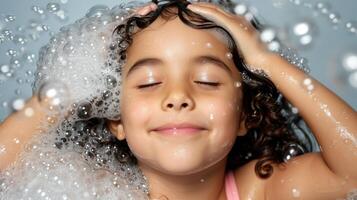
[0,0,356,199]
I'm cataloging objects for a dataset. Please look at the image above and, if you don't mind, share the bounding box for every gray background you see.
[0,0,356,121]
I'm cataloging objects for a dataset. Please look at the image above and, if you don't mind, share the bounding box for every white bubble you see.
[342,53,357,71]
[12,98,25,111]
[260,28,276,43]
[293,22,310,36]
[268,41,280,51]
[300,34,312,45]
[0,65,10,73]
[234,4,247,15]
[348,71,357,88]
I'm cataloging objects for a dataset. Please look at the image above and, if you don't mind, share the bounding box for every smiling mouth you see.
[153,127,206,136]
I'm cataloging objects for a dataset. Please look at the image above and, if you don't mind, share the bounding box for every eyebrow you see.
[125,55,232,78]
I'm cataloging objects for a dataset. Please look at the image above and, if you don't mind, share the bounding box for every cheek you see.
[122,94,152,124]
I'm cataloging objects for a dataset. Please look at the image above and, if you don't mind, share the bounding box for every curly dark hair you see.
[108,0,317,179]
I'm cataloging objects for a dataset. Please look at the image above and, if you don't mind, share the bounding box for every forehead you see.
[126,16,232,59]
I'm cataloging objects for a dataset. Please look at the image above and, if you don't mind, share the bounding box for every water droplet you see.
[31,6,45,15]
[292,188,300,198]
[4,15,16,22]
[6,49,17,57]
[0,145,6,154]
[24,107,35,117]
[47,3,60,12]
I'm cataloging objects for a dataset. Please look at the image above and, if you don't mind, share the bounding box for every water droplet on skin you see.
[24,107,34,117]
[234,81,242,88]
[0,145,6,155]
[206,42,213,48]
[200,178,205,183]
[292,188,300,198]
[13,138,20,144]
[226,52,233,59]
[12,98,25,111]
[209,113,214,120]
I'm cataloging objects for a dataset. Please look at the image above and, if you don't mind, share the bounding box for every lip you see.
[152,122,206,135]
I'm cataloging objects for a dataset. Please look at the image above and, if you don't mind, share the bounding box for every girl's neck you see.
[138,157,228,200]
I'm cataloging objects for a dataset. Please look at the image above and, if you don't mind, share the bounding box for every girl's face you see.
[110,15,246,175]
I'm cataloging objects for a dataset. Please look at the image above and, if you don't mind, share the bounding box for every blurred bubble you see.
[291,20,317,47]
[260,28,276,43]
[5,15,16,23]
[0,64,10,73]
[348,71,357,88]
[6,49,17,57]
[86,5,109,18]
[38,81,70,110]
[293,22,310,36]
[12,98,25,111]
[47,3,61,13]
[233,4,248,15]
[31,6,46,15]
[342,53,357,71]
[346,21,357,34]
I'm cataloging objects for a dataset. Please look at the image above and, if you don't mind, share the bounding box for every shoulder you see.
[232,159,270,200]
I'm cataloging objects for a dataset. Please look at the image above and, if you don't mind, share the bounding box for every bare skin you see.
[1,2,356,200]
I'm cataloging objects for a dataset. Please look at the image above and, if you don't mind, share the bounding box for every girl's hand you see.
[187,2,275,73]
[132,2,158,16]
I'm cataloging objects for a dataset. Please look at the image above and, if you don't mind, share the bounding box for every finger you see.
[188,3,255,32]
[134,3,157,16]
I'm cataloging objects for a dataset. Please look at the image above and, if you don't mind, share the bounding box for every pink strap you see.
[225,170,240,200]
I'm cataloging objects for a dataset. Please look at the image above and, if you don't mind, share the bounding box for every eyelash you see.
[137,81,221,89]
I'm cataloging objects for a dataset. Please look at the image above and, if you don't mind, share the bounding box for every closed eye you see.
[137,81,221,89]
[137,82,161,89]
[194,81,221,87]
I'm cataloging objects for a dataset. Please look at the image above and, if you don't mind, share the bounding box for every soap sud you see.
[0,131,148,199]
[1,1,151,199]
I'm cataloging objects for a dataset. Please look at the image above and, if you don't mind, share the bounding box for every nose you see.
[162,87,195,112]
